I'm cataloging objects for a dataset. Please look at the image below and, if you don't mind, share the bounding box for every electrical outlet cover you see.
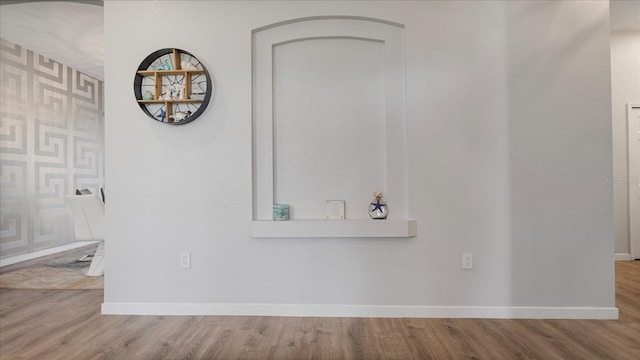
[462,252,473,270]
[180,252,191,268]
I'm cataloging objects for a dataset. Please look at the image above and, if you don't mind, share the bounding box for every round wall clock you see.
[134,48,212,125]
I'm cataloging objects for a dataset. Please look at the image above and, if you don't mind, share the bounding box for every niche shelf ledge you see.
[249,219,417,238]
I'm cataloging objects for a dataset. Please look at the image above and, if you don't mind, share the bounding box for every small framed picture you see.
[325,200,345,220]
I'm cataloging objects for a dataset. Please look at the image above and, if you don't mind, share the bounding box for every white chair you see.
[67,193,105,277]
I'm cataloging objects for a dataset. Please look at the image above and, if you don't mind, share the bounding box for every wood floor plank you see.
[1,261,638,359]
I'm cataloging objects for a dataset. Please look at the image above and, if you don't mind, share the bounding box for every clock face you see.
[133,48,212,125]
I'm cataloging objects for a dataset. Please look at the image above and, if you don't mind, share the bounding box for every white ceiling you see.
[0,0,638,83]
[0,0,103,80]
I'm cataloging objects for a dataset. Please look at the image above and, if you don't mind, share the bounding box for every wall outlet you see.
[180,251,191,268]
[462,252,473,270]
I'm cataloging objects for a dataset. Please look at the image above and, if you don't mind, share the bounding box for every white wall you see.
[103,1,616,318]
[611,31,640,259]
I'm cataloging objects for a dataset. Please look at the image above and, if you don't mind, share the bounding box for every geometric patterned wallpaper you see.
[0,37,104,259]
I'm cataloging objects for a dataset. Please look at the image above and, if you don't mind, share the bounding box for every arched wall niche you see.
[251,15,405,32]
[251,16,416,238]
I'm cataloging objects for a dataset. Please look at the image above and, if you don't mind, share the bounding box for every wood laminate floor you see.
[0,261,638,359]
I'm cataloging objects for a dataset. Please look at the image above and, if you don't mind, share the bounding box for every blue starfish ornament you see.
[156,109,166,122]
[370,200,384,212]
[368,191,388,219]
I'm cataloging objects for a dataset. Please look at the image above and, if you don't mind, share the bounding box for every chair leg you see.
[85,242,105,277]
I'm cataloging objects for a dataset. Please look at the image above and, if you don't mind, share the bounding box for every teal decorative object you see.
[273,204,289,221]
[143,90,154,100]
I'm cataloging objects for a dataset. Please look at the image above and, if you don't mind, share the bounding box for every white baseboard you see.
[0,241,99,267]
[615,253,632,261]
[101,302,619,320]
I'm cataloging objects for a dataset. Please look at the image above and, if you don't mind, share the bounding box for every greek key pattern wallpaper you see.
[0,38,104,259]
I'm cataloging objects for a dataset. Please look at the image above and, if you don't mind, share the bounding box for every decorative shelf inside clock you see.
[134,48,212,125]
